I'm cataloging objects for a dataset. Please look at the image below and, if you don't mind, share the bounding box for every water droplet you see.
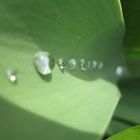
[98,62,104,69]
[115,65,124,76]
[57,58,66,71]
[87,61,92,69]
[68,59,77,70]
[33,52,55,75]
[92,60,97,69]
[80,59,87,71]
[6,68,16,82]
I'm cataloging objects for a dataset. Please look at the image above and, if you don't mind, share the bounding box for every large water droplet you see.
[6,68,16,82]
[57,58,66,71]
[33,52,55,75]
[115,65,124,76]
[68,59,77,70]
[80,59,87,71]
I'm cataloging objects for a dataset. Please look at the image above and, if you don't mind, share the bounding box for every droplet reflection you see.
[80,59,87,71]
[6,68,16,82]
[115,65,124,76]
[92,60,98,69]
[57,58,66,71]
[68,59,77,70]
[33,52,55,75]
[98,62,104,70]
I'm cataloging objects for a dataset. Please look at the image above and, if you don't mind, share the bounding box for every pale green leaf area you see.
[107,125,140,140]
[0,0,125,140]
[0,45,121,140]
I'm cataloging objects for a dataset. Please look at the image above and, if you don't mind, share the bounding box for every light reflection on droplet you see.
[80,59,87,71]
[87,61,91,69]
[68,59,77,70]
[115,65,124,76]
[33,52,55,75]
[98,62,104,70]
[6,68,16,82]
[92,60,98,69]
[57,58,66,71]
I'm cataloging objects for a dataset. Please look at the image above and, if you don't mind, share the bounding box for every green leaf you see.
[107,119,132,136]
[121,0,140,77]
[107,125,140,140]
[0,0,124,139]
[107,78,140,135]
[115,79,140,124]
[107,0,140,135]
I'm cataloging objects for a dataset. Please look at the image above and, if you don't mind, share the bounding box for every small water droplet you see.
[87,61,92,69]
[68,59,77,70]
[57,58,66,71]
[6,68,16,82]
[33,52,55,75]
[92,60,98,69]
[115,65,124,76]
[98,62,104,69]
[80,59,87,71]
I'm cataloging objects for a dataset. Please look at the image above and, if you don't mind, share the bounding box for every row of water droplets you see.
[6,52,125,82]
[57,58,124,77]
[33,52,105,75]
[57,58,104,72]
